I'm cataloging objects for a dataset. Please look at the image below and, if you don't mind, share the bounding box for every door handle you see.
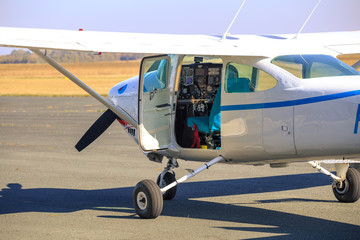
[156,103,171,109]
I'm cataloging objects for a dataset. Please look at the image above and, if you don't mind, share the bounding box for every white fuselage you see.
[109,54,360,164]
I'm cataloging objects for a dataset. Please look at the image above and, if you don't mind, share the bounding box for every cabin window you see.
[142,59,168,92]
[225,62,277,93]
[271,54,360,79]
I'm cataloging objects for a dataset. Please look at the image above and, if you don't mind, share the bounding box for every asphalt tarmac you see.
[1,96,359,239]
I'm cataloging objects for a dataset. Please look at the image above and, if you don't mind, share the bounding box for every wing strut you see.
[30,48,138,129]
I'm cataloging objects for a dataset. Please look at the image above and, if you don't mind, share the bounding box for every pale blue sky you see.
[1,0,359,55]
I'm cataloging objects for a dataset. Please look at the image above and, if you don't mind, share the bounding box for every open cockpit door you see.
[138,55,172,151]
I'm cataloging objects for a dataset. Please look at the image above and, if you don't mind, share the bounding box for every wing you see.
[0,27,261,56]
[1,27,359,57]
[288,31,360,55]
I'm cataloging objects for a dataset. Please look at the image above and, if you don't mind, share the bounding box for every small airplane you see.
[1,19,360,219]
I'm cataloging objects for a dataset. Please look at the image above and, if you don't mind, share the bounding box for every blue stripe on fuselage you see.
[221,90,360,111]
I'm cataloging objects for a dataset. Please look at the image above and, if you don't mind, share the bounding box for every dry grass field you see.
[0,61,140,96]
[337,54,360,67]
[0,54,359,96]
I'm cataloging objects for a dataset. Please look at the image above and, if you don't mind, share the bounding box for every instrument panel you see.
[178,63,222,100]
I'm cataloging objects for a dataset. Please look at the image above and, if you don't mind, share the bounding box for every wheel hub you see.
[136,191,147,210]
[335,179,349,195]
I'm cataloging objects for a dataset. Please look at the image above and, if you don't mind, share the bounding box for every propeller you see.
[75,109,118,152]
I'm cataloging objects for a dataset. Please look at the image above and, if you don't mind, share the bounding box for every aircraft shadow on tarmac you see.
[1,173,359,239]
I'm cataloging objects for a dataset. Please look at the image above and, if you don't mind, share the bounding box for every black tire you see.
[133,180,163,219]
[350,163,360,173]
[157,171,177,200]
[333,167,360,203]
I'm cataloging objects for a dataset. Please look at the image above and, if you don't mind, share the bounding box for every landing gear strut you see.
[332,167,360,202]
[308,161,360,203]
[133,156,224,219]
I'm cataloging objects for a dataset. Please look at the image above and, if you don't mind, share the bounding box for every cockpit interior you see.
[175,56,222,150]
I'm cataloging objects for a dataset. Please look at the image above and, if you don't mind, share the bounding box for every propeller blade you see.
[75,109,118,152]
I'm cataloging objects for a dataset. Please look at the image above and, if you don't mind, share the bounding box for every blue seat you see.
[225,64,251,93]
[187,87,221,134]
[226,77,251,93]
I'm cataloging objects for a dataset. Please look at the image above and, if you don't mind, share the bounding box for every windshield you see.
[271,55,360,79]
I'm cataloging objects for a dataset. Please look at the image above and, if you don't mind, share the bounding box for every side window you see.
[271,57,303,78]
[143,59,168,92]
[225,63,252,93]
[225,62,277,93]
[309,61,345,78]
[271,55,360,79]
[257,69,278,91]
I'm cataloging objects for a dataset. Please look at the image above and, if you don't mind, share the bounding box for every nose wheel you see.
[133,156,225,219]
[157,171,177,200]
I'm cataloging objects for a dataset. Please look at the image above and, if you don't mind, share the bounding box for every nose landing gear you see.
[157,171,177,200]
[133,156,224,219]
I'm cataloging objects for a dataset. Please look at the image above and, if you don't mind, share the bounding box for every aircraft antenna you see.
[222,0,247,41]
[294,0,322,39]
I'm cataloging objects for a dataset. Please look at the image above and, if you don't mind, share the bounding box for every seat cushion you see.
[209,88,221,132]
[187,116,210,134]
